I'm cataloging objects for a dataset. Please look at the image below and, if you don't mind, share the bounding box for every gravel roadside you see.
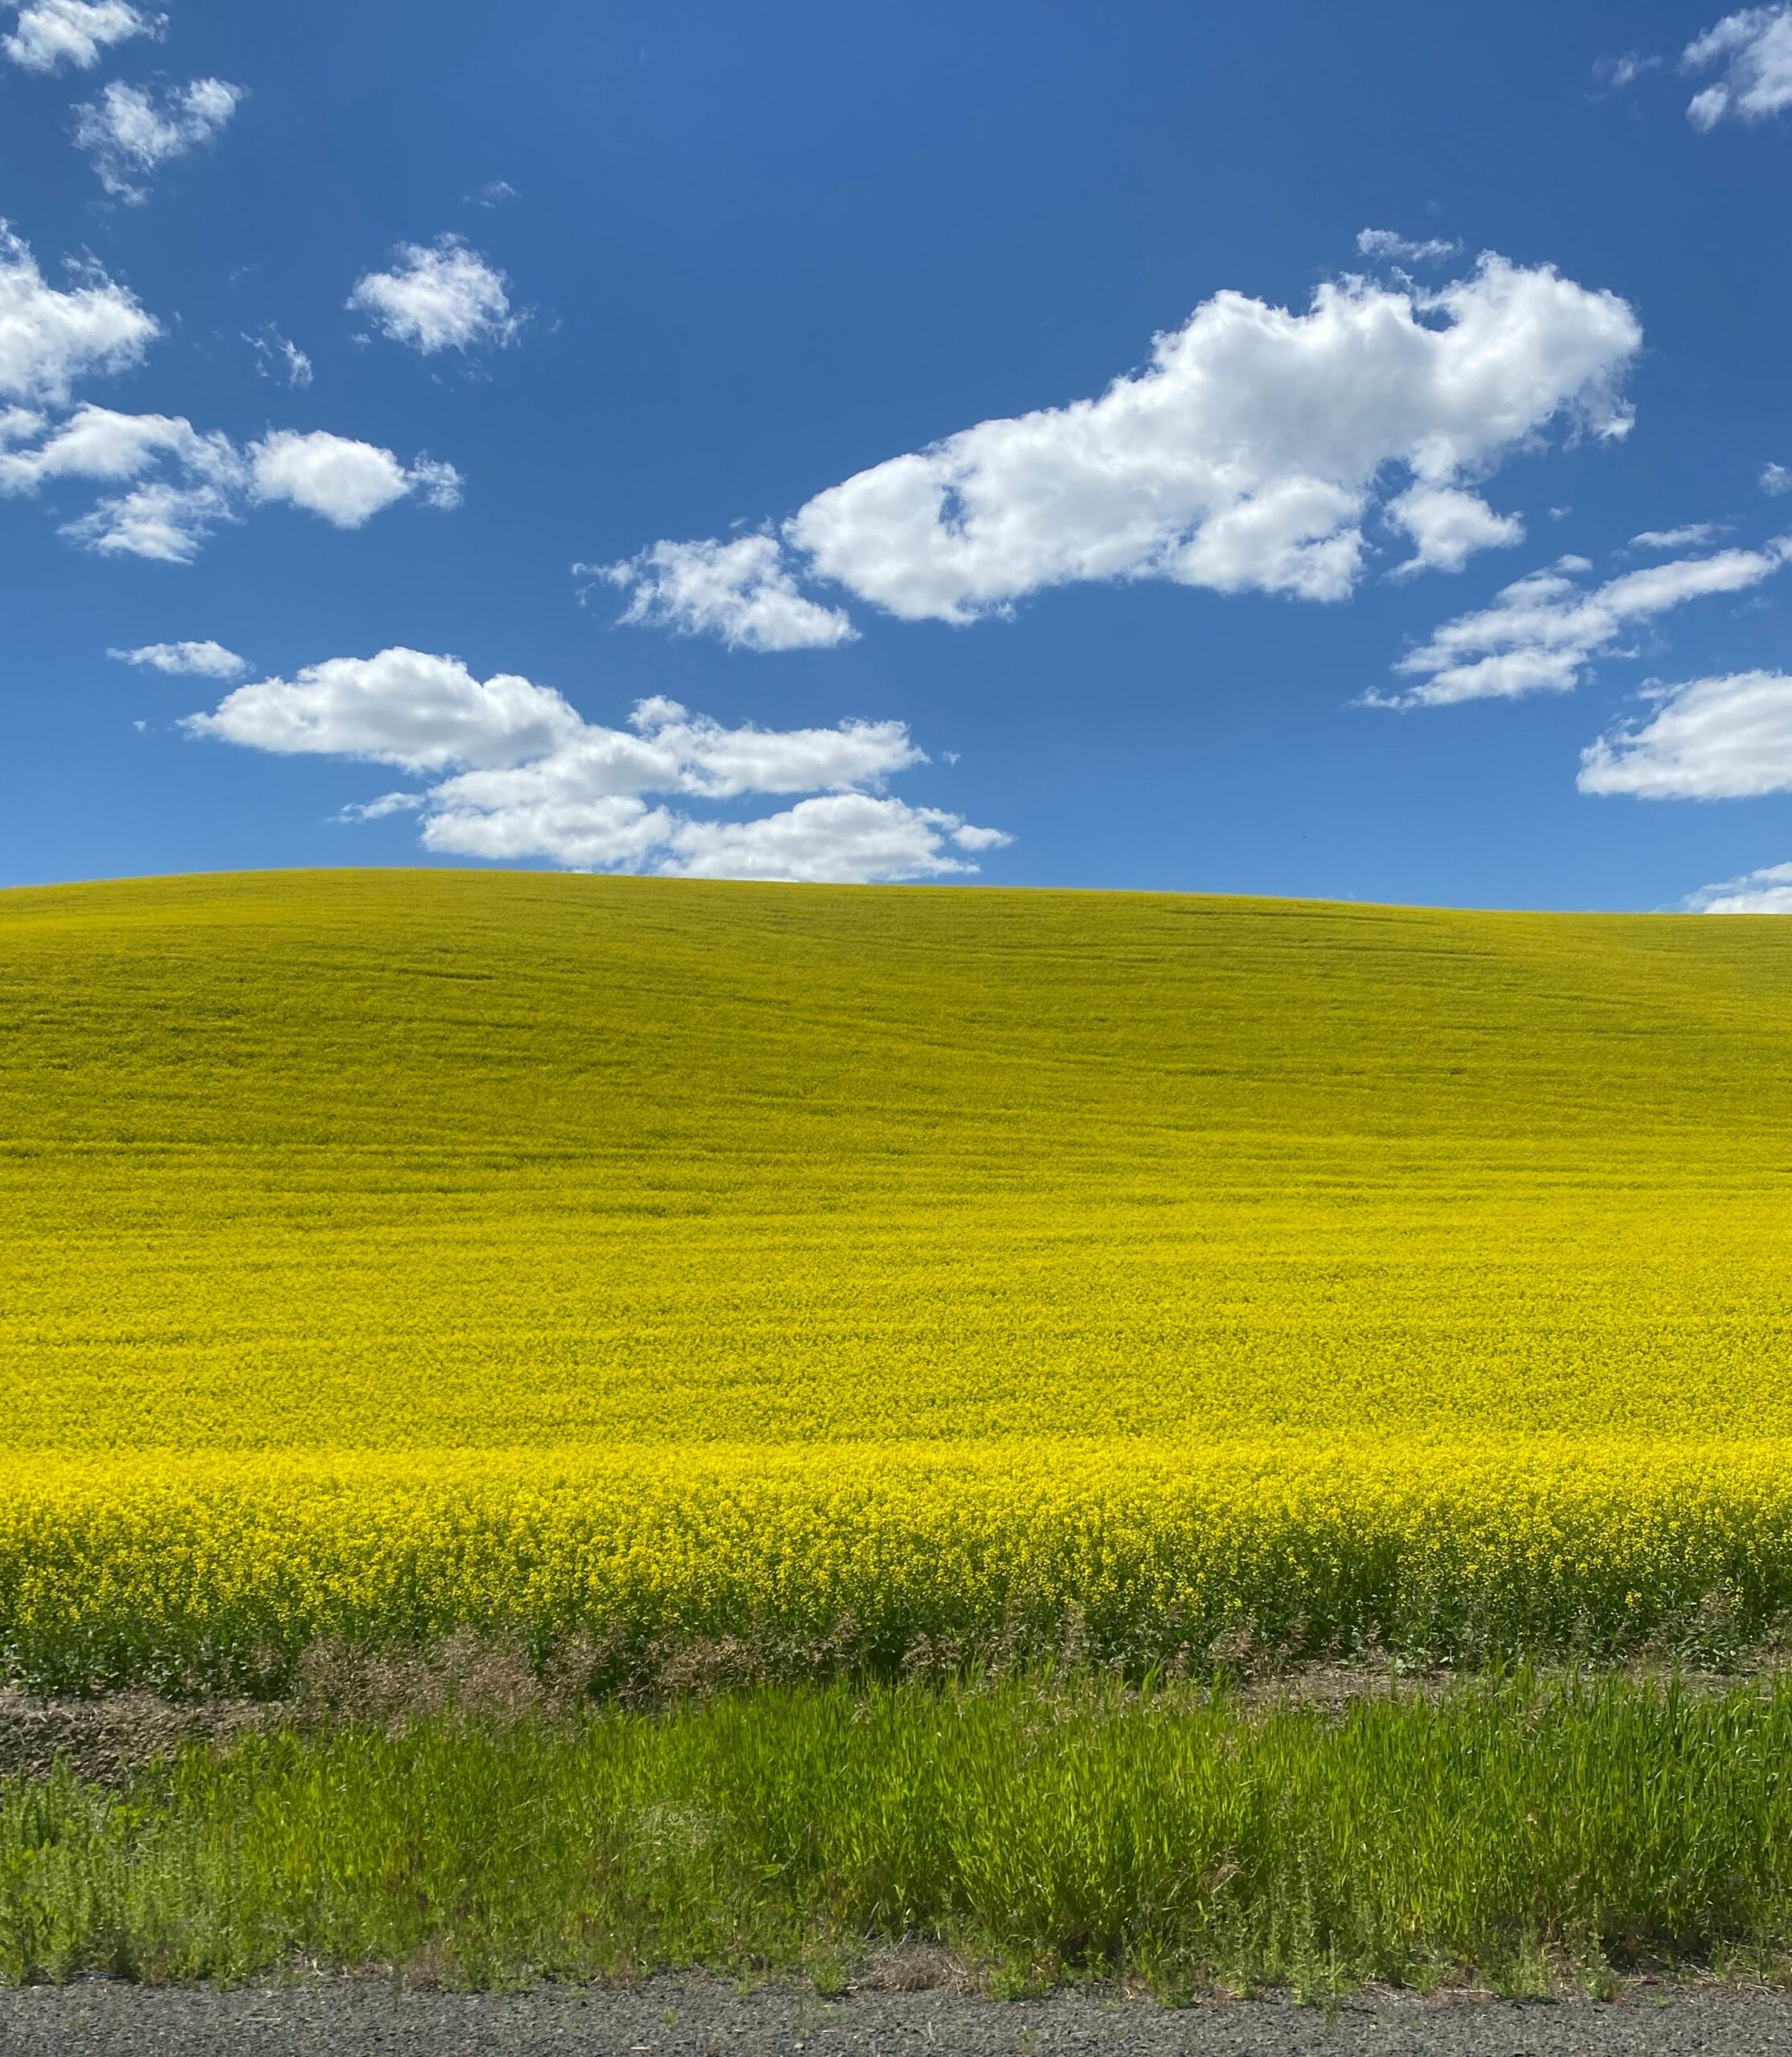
[5,1979,1792,2057]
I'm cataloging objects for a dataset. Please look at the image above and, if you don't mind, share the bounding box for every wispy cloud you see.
[243,329,312,389]
[1589,50,1661,98]
[1354,227,1460,264]
[108,638,247,678]
[72,77,243,202]
[1629,522,1725,552]
[1377,539,1792,707]
[1686,860,1792,911]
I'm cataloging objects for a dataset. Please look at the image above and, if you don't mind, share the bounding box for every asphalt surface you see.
[6,1981,1792,2056]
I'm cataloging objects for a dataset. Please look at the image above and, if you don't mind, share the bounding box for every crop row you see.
[5,1439,1791,1694]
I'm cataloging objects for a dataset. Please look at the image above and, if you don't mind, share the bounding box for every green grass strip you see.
[6,1672,1792,1994]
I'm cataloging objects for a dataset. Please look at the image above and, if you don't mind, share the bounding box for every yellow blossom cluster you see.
[2,1442,1790,1691]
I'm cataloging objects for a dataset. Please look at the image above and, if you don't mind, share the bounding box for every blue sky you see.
[5,0,1792,909]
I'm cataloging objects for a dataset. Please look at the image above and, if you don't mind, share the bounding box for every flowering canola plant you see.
[1,870,1789,1687]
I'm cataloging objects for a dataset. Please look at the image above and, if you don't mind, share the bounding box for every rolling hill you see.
[2,868,1790,1686]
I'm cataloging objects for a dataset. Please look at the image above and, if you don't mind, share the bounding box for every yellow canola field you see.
[2,869,1790,1684]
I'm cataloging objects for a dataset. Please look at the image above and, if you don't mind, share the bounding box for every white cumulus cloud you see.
[0,403,239,559]
[1684,5,1792,126]
[186,649,587,772]
[597,534,859,651]
[419,789,997,881]
[0,226,157,405]
[0,228,452,560]
[1381,538,1792,707]
[2,0,158,72]
[422,692,923,811]
[1761,461,1792,495]
[0,403,223,489]
[182,652,1006,882]
[248,431,460,527]
[108,638,246,677]
[0,404,460,560]
[347,236,519,354]
[1386,485,1524,578]
[1578,670,1792,797]
[1686,861,1792,911]
[603,251,1639,645]
[73,77,243,202]
[648,795,1004,883]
